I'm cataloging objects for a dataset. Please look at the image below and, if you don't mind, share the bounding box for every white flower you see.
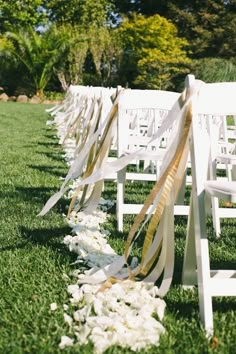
[75,324,91,344]
[156,299,166,321]
[59,336,74,349]
[74,305,91,322]
[63,235,73,245]
[50,303,57,311]
[67,284,84,304]
[67,284,80,295]
[64,313,73,327]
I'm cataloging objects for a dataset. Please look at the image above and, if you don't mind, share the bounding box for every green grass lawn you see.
[0,102,235,354]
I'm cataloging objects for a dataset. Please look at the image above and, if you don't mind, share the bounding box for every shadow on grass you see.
[0,240,29,252]
[0,186,59,204]
[20,224,76,263]
[38,151,66,163]
[166,301,200,320]
[0,223,76,268]
[37,141,60,148]
[43,131,58,140]
[166,292,236,322]
[21,225,71,243]
[0,225,71,250]
[26,164,66,178]
[15,186,69,211]
[104,214,129,242]
[37,149,69,165]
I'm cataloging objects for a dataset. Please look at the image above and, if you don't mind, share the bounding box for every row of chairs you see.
[43,76,236,336]
[113,77,236,335]
[115,82,236,238]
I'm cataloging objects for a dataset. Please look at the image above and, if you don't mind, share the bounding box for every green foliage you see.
[41,0,120,87]
[0,0,47,32]
[54,24,122,87]
[0,21,122,92]
[79,0,114,28]
[42,0,83,25]
[55,24,89,85]
[0,0,117,91]
[113,0,166,17]
[1,0,235,93]
[87,26,122,86]
[44,91,65,100]
[156,0,236,59]
[192,57,236,83]
[43,0,114,27]
[1,26,68,96]
[113,1,236,60]
[118,14,191,89]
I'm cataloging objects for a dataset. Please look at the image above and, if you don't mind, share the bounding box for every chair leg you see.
[182,197,197,286]
[226,163,232,182]
[211,196,221,237]
[188,139,214,335]
[232,164,236,180]
[196,238,214,337]
[193,192,214,336]
[205,192,212,216]
[117,167,126,232]
[176,168,187,205]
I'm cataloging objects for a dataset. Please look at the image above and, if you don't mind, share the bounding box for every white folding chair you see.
[115,89,190,231]
[182,81,236,336]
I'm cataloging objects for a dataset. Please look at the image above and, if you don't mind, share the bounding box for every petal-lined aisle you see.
[54,116,166,352]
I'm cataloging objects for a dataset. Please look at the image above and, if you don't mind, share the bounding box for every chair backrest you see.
[191,81,236,187]
[195,82,236,115]
[117,89,180,159]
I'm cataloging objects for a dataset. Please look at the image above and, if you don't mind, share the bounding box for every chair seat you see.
[217,153,236,164]
[205,180,236,202]
[122,149,165,160]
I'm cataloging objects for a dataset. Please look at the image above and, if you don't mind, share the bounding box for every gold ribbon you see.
[124,96,193,288]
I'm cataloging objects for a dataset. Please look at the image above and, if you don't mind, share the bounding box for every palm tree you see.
[1,26,68,97]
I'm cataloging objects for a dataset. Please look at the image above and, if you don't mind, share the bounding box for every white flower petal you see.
[54,112,167,353]
[64,313,73,327]
[50,303,57,311]
[59,336,74,349]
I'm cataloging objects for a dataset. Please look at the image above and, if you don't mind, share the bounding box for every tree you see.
[79,0,115,28]
[163,0,236,58]
[86,26,122,86]
[113,1,236,59]
[57,25,89,86]
[99,29,123,87]
[158,0,236,59]
[192,57,236,82]
[113,0,164,16]
[42,0,83,25]
[43,0,115,27]
[0,0,47,33]
[1,26,68,96]
[40,0,121,87]
[49,24,122,88]
[118,14,191,90]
